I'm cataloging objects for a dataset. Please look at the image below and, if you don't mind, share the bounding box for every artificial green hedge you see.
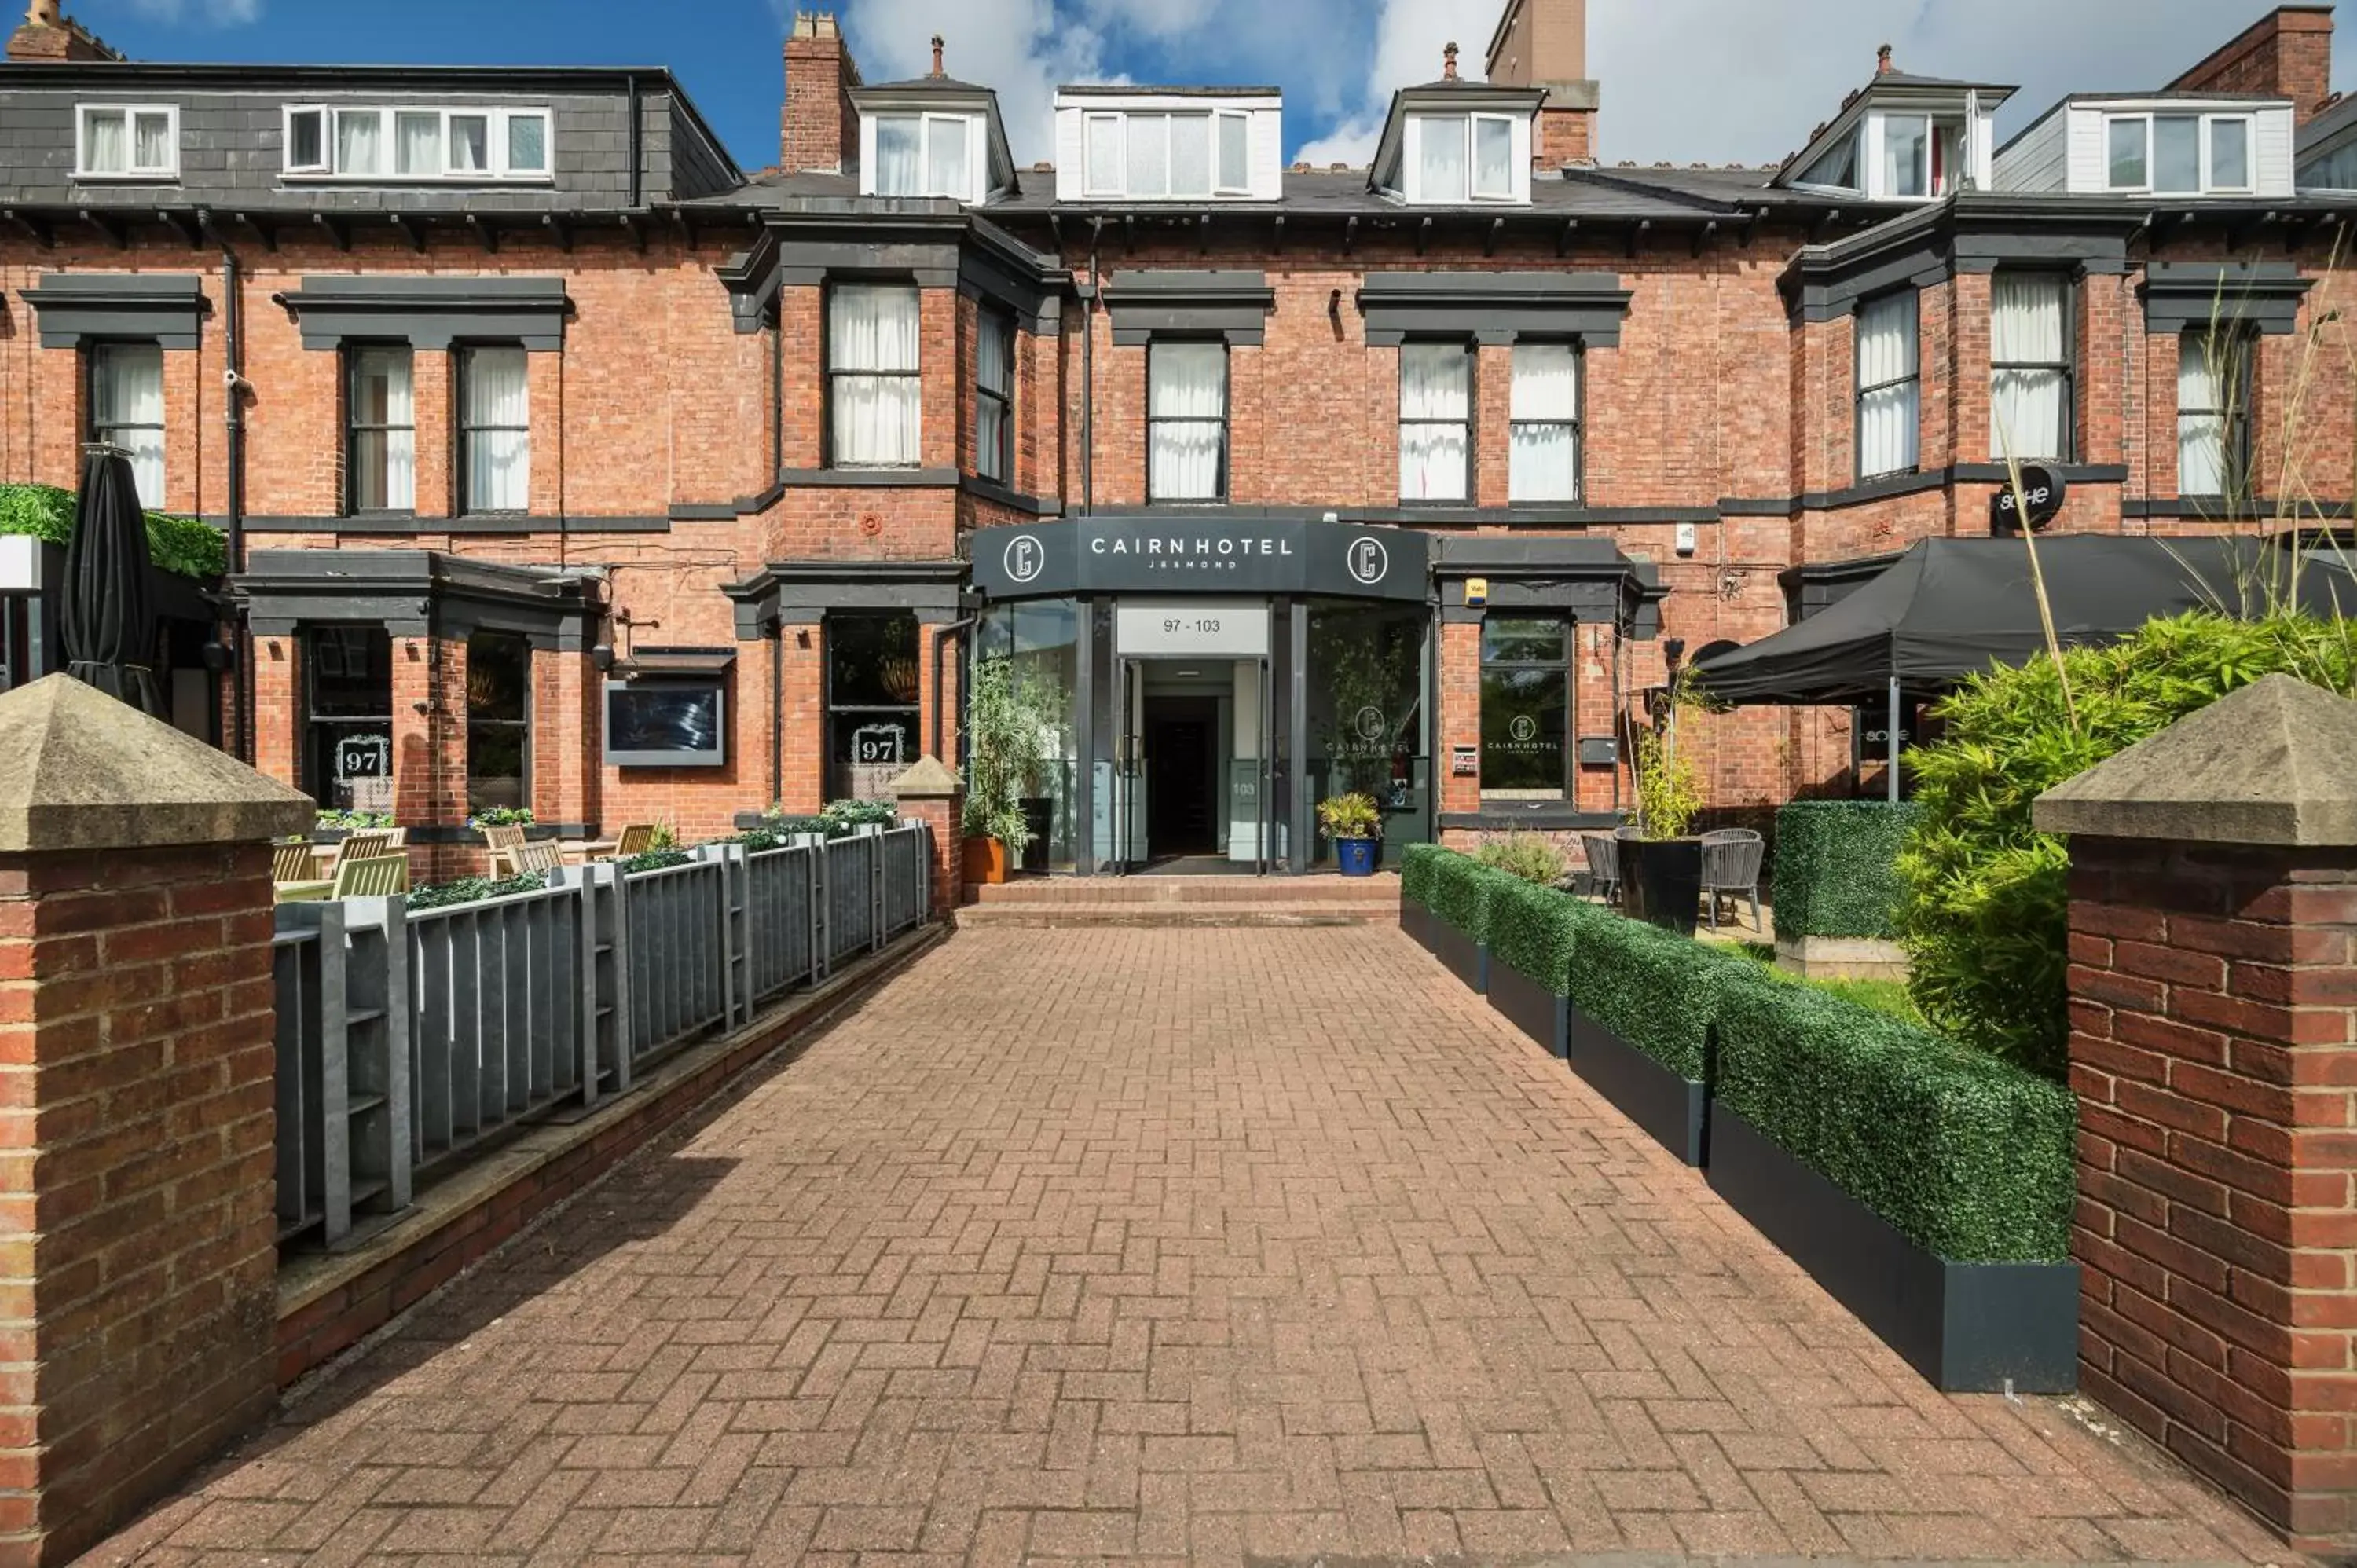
[1426,852,1519,944]
[0,482,225,581]
[1400,841,1447,906]
[1714,980,2076,1262]
[1775,801,1919,940]
[1564,907,1752,1081]
[409,873,552,911]
[1487,876,1592,995]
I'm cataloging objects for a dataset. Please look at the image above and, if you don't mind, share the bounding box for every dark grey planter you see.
[1706,1106,2080,1393]
[1430,921,1488,994]
[1399,893,1433,950]
[1566,1006,1707,1166]
[1487,958,1568,1060]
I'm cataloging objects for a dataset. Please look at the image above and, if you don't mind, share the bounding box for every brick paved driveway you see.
[94,926,2286,1566]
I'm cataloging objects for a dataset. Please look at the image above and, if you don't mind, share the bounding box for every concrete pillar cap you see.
[0,674,315,852]
[2033,673,2357,847]
[888,756,964,800]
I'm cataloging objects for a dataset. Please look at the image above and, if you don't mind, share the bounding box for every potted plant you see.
[961,654,1050,885]
[1624,669,1707,936]
[1318,791,1383,876]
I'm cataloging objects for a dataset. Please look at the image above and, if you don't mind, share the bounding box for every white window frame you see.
[1077,108,1257,200]
[280,104,555,182]
[2104,111,2255,196]
[75,104,179,181]
[1083,112,1124,197]
[1406,112,1521,204]
[867,111,978,200]
[1214,110,1251,196]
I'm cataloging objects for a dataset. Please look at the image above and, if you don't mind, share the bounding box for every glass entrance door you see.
[1106,655,1274,875]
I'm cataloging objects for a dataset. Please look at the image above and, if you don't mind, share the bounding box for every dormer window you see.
[283,105,552,181]
[871,112,975,199]
[1081,111,1251,199]
[2107,112,2253,194]
[1794,112,1971,200]
[1412,114,1516,203]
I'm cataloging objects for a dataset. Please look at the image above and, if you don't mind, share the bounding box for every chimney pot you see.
[1875,42,1893,75]
[930,33,944,78]
[1442,39,1459,79]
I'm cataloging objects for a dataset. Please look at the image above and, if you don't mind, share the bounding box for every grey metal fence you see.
[273,821,932,1251]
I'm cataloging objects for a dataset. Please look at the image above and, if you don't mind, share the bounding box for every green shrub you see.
[317,808,394,831]
[620,848,695,874]
[1427,853,1517,943]
[409,873,552,910]
[1714,980,2077,1262]
[1400,841,1448,904]
[1487,878,1592,994]
[821,797,900,831]
[0,482,225,581]
[1565,909,1750,1080]
[1899,612,2357,1076]
[1476,831,1568,886]
[1731,943,1923,1025]
[1774,801,1919,940]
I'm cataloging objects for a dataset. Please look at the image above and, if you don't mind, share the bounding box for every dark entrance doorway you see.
[1146,696,1219,857]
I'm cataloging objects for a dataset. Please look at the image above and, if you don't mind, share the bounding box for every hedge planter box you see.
[1431,921,1488,994]
[1706,1108,2079,1393]
[1399,892,1434,951]
[1567,1006,1706,1166]
[1486,958,1568,1060]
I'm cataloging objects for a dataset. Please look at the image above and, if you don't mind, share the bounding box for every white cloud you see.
[126,0,259,23]
[823,0,2357,170]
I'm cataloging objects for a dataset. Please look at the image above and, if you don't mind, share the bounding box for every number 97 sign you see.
[852,725,906,767]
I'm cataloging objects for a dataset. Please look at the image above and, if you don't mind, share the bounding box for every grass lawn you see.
[1732,942,1925,1027]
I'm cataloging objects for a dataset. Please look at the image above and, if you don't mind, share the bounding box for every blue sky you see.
[76,0,2357,176]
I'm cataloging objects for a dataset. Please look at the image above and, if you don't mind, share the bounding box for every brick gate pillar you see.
[0,675,313,1565]
[2035,674,2357,1549]
[889,757,964,918]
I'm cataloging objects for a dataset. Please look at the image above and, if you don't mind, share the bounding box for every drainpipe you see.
[222,244,251,763]
[931,614,977,762]
[769,621,783,806]
[1080,219,1101,516]
[625,73,643,211]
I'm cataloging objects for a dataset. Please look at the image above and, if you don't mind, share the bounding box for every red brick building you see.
[0,0,2349,874]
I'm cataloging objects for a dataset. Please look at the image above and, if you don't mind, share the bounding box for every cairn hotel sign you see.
[973,517,1430,603]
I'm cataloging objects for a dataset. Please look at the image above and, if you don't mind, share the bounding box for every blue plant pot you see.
[1336,837,1380,877]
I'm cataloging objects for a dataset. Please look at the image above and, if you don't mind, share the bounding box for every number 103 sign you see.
[1113,599,1272,658]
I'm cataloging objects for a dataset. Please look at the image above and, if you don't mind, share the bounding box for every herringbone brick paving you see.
[90,927,2289,1566]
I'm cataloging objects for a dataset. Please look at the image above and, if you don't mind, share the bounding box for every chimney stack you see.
[2167,5,2335,126]
[1484,0,1598,167]
[1875,43,1893,75]
[1442,41,1458,80]
[929,34,944,79]
[6,0,123,63]
[780,10,861,175]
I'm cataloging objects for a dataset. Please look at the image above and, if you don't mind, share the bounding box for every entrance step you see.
[954,900,1390,929]
[971,874,1398,907]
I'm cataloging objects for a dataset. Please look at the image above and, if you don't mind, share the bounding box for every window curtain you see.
[1474,118,1512,197]
[351,349,415,511]
[133,112,170,171]
[1509,344,1578,501]
[1990,276,2067,462]
[874,116,920,196]
[93,346,164,509]
[830,285,922,466]
[396,112,439,176]
[84,110,125,173]
[463,348,530,511]
[336,109,383,176]
[1148,343,1224,500]
[1418,117,1468,202]
[449,115,489,174]
[925,116,968,197]
[1856,293,1919,478]
[2179,335,2231,496]
[1399,343,1470,501]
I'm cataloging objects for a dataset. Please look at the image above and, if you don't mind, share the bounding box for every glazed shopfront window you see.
[975,598,1080,864]
[827,612,922,800]
[1479,616,1570,798]
[466,629,531,814]
[304,625,394,811]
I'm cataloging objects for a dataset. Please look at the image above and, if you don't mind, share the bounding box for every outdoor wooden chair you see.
[273,842,332,903]
[569,822,658,863]
[512,839,566,876]
[1580,833,1621,905]
[337,830,398,864]
[1699,828,1766,933]
[480,822,528,877]
[330,853,412,899]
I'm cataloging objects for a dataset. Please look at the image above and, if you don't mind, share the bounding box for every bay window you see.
[88,343,165,509]
[459,346,530,512]
[1989,276,2071,463]
[827,612,922,800]
[828,283,922,467]
[346,346,416,513]
[1146,341,1227,502]
[465,630,532,815]
[2179,329,2251,499]
[1479,617,1570,799]
[1399,343,1472,502]
[1508,343,1579,502]
[1855,292,1919,480]
[976,307,1014,483]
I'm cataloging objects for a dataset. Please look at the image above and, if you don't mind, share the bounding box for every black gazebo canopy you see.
[1693,535,2356,707]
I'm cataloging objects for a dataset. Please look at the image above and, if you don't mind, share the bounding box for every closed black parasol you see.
[61,447,163,716]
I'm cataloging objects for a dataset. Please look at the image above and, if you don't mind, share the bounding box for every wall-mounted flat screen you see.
[604,679,726,768]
